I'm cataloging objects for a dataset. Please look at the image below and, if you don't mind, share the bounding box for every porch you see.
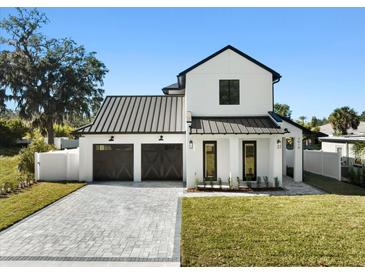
[186,134,303,189]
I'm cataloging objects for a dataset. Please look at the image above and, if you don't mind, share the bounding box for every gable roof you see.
[319,121,365,136]
[162,82,181,94]
[74,95,185,134]
[178,45,281,81]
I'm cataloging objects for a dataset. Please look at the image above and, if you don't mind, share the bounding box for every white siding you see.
[321,142,356,158]
[185,49,273,116]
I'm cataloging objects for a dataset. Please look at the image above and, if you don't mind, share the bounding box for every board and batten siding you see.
[185,49,273,116]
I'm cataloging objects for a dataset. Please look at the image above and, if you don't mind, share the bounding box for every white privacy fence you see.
[303,150,341,180]
[35,148,79,181]
[286,149,294,167]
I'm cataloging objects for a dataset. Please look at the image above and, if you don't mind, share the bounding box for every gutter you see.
[272,76,281,112]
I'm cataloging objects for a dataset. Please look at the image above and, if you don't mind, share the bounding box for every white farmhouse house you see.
[74,45,304,188]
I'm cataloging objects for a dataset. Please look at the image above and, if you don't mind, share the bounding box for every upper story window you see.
[219,80,240,105]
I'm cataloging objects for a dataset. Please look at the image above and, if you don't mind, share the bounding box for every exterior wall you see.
[35,149,79,181]
[79,134,186,182]
[186,134,282,188]
[185,49,273,116]
[321,141,356,158]
[281,120,303,182]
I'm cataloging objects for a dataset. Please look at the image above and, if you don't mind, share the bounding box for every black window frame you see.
[242,141,257,181]
[203,141,217,181]
[219,79,240,105]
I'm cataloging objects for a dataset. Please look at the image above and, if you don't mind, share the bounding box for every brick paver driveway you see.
[0,182,183,263]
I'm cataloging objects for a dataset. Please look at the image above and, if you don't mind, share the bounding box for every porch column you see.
[229,136,240,188]
[270,137,283,187]
[282,137,287,176]
[293,137,303,182]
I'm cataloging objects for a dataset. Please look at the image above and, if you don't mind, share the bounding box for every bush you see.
[53,123,75,138]
[18,130,54,182]
[0,118,29,147]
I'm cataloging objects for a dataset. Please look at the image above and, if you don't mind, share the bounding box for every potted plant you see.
[218,177,222,189]
[194,177,199,189]
[210,180,214,189]
[263,176,269,188]
[246,176,252,188]
[274,177,280,188]
[236,177,240,189]
[227,177,232,189]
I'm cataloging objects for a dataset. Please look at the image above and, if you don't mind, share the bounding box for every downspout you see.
[272,77,281,112]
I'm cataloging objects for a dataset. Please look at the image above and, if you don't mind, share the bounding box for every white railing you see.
[304,150,341,180]
[35,148,79,181]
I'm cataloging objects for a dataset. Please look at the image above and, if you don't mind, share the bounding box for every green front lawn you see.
[0,182,85,231]
[304,171,365,195]
[181,195,365,266]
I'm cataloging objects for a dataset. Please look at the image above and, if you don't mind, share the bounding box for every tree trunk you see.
[46,120,55,145]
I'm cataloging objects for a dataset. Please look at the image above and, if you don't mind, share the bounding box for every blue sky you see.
[1,8,365,120]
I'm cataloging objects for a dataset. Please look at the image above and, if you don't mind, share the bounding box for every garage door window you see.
[95,144,112,151]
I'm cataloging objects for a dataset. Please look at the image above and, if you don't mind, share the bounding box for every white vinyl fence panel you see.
[35,148,79,181]
[304,150,341,180]
[286,149,294,167]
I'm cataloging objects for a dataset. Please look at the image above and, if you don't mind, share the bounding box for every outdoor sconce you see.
[276,139,281,149]
[158,135,164,141]
[189,140,193,149]
[297,137,301,149]
[109,136,114,142]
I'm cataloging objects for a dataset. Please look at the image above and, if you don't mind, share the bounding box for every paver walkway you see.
[0,182,183,263]
[183,176,325,197]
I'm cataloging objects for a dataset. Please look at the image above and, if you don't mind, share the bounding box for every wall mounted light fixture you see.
[189,140,193,149]
[109,136,114,142]
[276,139,281,149]
[158,135,164,141]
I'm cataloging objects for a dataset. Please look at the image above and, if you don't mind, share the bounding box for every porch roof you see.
[189,116,288,135]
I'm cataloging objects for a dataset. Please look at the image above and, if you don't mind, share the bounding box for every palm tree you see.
[328,107,360,135]
[297,116,306,126]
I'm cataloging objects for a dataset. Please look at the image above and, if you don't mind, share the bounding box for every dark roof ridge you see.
[105,94,184,98]
[178,45,281,81]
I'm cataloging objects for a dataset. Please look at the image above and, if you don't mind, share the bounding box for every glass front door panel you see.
[243,142,256,180]
[204,142,216,180]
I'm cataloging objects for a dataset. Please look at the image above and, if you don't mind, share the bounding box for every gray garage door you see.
[93,144,134,181]
[142,144,182,181]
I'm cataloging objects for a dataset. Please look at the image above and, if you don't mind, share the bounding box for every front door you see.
[243,141,256,180]
[203,141,217,181]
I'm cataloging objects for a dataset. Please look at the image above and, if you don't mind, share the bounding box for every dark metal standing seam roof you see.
[190,116,288,134]
[74,95,185,134]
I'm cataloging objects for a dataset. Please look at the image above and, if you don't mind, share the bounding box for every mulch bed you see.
[187,186,284,192]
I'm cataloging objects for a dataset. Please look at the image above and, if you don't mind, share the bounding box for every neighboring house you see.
[319,122,365,136]
[319,135,365,167]
[74,45,304,187]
